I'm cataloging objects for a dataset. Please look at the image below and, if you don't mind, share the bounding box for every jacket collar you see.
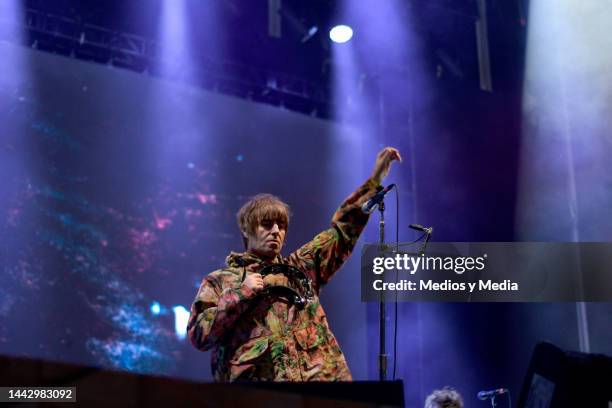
[225,251,282,268]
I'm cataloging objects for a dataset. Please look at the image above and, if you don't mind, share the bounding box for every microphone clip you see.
[362,184,396,214]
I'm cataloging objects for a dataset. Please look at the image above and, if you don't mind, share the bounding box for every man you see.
[424,387,464,408]
[187,147,402,381]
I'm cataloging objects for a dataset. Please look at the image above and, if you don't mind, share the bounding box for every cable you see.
[392,188,430,379]
[391,187,428,380]
[393,185,399,380]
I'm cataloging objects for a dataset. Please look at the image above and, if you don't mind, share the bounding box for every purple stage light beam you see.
[329,0,421,388]
[0,1,30,257]
[517,0,612,356]
[0,1,26,83]
[329,3,435,406]
[157,0,193,81]
[517,1,612,242]
[148,0,221,169]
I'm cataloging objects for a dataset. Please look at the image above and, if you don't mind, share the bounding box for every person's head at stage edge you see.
[237,193,290,261]
[424,386,464,408]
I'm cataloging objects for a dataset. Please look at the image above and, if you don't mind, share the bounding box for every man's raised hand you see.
[371,147,402,184]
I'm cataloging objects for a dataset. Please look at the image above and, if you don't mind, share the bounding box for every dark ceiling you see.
[13,0,528,118]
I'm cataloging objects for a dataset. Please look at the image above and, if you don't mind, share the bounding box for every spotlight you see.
[301,25,318,43]
[173,305,189,339]
[329,25,353,43]
[150,301,162,315]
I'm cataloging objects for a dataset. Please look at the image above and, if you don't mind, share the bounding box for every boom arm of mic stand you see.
[419,229,432,256]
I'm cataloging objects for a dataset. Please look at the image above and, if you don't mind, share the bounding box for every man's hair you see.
[424,387,464,408]
[236,193,291,249]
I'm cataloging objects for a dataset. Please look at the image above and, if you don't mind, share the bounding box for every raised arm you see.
[287,147,402,290]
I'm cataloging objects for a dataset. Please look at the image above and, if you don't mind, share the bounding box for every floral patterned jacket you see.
[187,178,380,381]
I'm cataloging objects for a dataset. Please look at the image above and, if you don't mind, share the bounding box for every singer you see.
[187,147,401,381]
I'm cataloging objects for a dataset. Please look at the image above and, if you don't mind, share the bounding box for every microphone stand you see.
[378,200,388,381]
[419,228,432,256]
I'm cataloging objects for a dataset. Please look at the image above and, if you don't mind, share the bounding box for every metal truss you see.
[4,8,332,118]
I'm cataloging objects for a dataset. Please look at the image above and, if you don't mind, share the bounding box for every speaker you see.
[518,342,612,408]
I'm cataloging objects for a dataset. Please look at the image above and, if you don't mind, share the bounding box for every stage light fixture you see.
[301,25,318,43]
[173,305,189,339]
[329,24,353,43]
[150,301,162,315]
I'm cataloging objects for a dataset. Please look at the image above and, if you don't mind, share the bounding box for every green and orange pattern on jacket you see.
[187,178,379,381]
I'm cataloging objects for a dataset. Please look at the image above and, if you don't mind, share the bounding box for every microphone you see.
[409,224,433,235]
[477,388,508,400]
[361,184,396,214]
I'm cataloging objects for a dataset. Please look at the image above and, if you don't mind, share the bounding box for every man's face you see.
[245,218,286,260]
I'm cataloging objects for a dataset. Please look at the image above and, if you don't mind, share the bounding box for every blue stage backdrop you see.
[0,40,371,381]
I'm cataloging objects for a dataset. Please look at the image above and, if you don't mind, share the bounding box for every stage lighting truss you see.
[10,8,332,119]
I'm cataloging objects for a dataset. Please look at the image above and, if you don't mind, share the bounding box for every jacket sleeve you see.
[286,177,381,291]
[187,274,255,351]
